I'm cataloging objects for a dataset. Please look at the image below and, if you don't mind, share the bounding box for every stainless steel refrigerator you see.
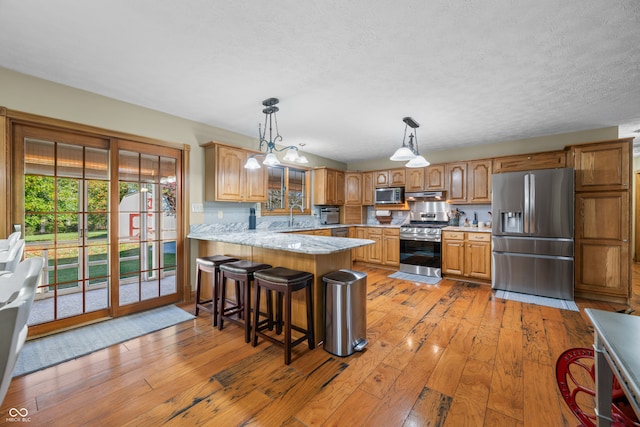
[492,168,574,300]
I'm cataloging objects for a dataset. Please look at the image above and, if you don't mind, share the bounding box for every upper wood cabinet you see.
[493,150,567,173]
[445,162,467,203]
[205,144,268,202]
[362,172,374,205]
[389,169,405,186]
[425,164,446,191]
[406,164,446,192]
[344,172,362,205]
[313,167,345,205]
[467,160,492,204]
[445,160,492,204]
[571,140,630,191]
[375,170,389,187]
[405,167,425,192]
[374,168,405,187]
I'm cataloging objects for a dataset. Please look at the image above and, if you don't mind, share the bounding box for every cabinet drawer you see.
[442,231,465,240]
[466,232,491,242]
[383,228,399,236]
[367,227,383,235]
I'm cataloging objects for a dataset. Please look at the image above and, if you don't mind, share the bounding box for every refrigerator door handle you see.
[529,172,535,234]
[524,173,530,234]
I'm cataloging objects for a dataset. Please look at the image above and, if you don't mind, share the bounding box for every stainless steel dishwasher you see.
[331,227,350,237]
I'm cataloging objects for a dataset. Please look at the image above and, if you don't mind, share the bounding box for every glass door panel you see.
[116,147,180,311]
[23,136,110,327]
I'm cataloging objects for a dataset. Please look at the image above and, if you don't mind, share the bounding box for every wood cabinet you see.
[446,163,467,203]
[313,229,332,236]
[374,169,405,187]
[405,165,445,192]
[467,160,492,204]
[344,172,362,205]
[362,172,374,205]
[572,140,630,191]
[352,227,367,261]
[405,167,425,192]
[382,228,400,266]
[442,230,491,282]
[365,228,383,264]
[205,144,268,202]
[352,227,399,266]
[313,167,345,205]
[425,164,446,191]
[464,232,492,280]
[343,205,364,224]
[571,138,632,304]
[442,231,465,276]
[493,150,567,173]
[389,169,406,187]
[374,170,389,188]
[445,160,492,204]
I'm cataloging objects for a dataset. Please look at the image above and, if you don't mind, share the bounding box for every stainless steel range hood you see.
[405,191,445,201]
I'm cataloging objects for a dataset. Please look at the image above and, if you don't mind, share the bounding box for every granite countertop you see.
[443,226,492,233]
[187,226,374,255]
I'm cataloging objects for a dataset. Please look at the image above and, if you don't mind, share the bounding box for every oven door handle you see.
[400,236,441,242]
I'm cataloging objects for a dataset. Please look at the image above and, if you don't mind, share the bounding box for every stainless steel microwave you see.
[374,187,404,205]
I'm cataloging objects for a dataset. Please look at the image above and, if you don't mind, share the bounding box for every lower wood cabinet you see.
[351,227,399,267]
[382,228,400,266]
[366,228,383,264]
[574,191,630,302]
[442,230,491,282]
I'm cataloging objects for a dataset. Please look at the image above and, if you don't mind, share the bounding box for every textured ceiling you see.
[1,0,640,162]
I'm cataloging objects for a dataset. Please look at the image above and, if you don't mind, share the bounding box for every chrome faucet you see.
[289,203,304,227]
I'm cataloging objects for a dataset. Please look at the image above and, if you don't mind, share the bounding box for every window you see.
[263,166,310,215]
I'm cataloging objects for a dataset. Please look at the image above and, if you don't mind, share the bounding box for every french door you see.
[113,140,181,316]
[13,125,183,335]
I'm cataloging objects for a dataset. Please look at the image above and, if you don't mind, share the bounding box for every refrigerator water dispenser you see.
[500,211,522,233]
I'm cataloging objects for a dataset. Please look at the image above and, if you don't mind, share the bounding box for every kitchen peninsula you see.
[188,225,374,344]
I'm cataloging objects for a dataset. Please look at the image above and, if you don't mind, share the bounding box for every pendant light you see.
[390,117,430,168]
[244,98,309,169]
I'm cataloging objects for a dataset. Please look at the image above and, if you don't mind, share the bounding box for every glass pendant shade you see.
[262,152,280,166]
[405,155,430,168]
[390,146,417,161]
[283,148,299,162]
[295,154,308,164]
[244,156,261,169]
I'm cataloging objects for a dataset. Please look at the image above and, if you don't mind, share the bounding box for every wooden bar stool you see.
[218,260,272,343]
[194,255,238,326]
[252,267,315,364]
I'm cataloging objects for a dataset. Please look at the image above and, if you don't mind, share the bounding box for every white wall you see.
[0,66,344,226]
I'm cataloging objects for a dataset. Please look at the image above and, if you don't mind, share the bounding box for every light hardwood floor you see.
[1,263,637,426]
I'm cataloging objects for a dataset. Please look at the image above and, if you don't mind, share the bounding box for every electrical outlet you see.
[218,210,223,219]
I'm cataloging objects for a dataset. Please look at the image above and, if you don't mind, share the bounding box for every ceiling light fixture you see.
[390,117,430,168]
[244,98,309,169]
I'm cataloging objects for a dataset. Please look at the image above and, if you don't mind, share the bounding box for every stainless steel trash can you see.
[322,269,368,357]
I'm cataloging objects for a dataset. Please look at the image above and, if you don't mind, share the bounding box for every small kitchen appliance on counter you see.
[319,207,340,225]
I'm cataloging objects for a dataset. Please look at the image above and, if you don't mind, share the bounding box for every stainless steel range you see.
[400,193,449,277]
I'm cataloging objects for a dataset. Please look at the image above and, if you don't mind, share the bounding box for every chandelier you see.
[389,117,429,168]
[244,98,308,169]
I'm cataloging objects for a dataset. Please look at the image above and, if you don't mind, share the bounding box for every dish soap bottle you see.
[249,208,256,230]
